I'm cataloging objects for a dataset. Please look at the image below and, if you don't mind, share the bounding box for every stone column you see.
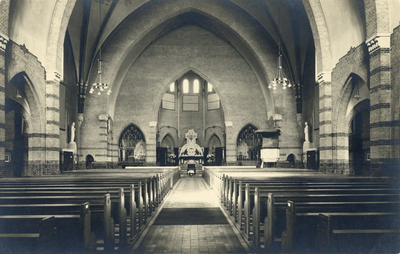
[45,71,61,174]
[225,121,236,165]
[147,121,157,166]
[77,113,84,169]
[318,72,334,173]
[0,33,8,175]
[98,114,109,167]
[366,35,392,176]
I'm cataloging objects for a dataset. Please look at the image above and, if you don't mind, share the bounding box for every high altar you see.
[179,129,204,165]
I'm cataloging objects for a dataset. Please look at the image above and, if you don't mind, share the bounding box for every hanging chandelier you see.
[268,2,292,91]
[89,1,111,96]
[269,53,292,90]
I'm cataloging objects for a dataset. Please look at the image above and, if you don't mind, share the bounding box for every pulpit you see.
[255,129,281,167]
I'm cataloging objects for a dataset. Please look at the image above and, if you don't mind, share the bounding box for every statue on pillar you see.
[304,122,309,143]
[70,122,76,143]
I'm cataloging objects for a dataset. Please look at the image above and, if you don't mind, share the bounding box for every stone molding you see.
[366,34,391,54]
[0,32,8,51]
[317,71,332,83]
[45,70,62,83]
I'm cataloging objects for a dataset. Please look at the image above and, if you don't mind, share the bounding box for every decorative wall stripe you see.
[95,154,108,157]
[47,120,59,126]
[370,103,390,111]
[319,95,332,100]
[370,139,400,146]
[320,146,349,150]
[100,126,107,129]
[370,84,392,93]
[319,120,332,126]
[319,107,332,113]
[29,147,60,151]
[80,147,107,150]
[369,48,390,57]
[279,147,303,149]
[46,94,59,100]
[370,66,391,76]
[100,133,107,136]
[46,107,59,113]
[320,133,349,138]
[28,133,59,138]
[99,140,108,143]
[370,121,400,128]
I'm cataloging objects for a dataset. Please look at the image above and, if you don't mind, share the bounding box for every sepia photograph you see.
[0,0,399,253]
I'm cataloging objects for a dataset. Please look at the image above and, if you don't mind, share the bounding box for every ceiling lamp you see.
[89,2,111,96]
[14,89,22,99]
[268,3,292,91]
[354,82,361,100]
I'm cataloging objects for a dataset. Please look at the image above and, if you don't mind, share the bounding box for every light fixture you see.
[354,82,361,100]
[14,90,22,99]
[268,3,292,91]
[89,2,111,96]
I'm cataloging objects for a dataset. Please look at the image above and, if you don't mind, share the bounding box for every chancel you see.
[1,0,400,253]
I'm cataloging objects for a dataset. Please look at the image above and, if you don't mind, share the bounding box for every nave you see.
[132,177,250,254]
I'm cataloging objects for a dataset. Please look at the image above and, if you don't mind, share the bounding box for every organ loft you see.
[0,0,399,253]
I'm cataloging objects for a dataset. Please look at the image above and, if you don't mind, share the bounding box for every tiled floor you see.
[131,177,251,254]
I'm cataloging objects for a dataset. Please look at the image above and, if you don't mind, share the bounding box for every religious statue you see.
[70,122,76,143]
[304,122,309,143]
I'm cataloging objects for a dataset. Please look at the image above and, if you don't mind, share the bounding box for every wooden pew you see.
[0,203,94,253]
[0,168,179,253]
[317,212,400,253]
[208,169,399,253]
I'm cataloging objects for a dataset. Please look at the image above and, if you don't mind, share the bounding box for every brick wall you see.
[390,25,400,172]
[330,44,368,174]
[109,25,268,166]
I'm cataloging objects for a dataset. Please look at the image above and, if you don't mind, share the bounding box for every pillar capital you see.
[366,34,391,54]
[45,70,62,83]
[225,121,233,127]
[317,71,332,84]
[78,113,84,128]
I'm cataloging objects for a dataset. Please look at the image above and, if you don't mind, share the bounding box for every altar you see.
[179,129,204,166]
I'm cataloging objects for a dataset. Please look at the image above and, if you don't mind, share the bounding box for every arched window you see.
[169,82,175,92]
[193,79,199,93]
[208,83,213,92]
[183,79,189,94]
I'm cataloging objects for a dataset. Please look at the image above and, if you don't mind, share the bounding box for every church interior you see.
[0,0,400,253]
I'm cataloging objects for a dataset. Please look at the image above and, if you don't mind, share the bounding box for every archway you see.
[86,154,94,169]
[5,74,35,176]
[159,135,176,166]
[5,99,28,177]
[349,109,370,175]
[207,134,223,166]
[118,124,146,167]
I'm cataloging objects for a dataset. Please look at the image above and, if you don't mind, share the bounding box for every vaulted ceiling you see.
[67,0,313,88]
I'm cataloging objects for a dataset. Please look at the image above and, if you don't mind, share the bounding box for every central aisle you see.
[131,177,251,254]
